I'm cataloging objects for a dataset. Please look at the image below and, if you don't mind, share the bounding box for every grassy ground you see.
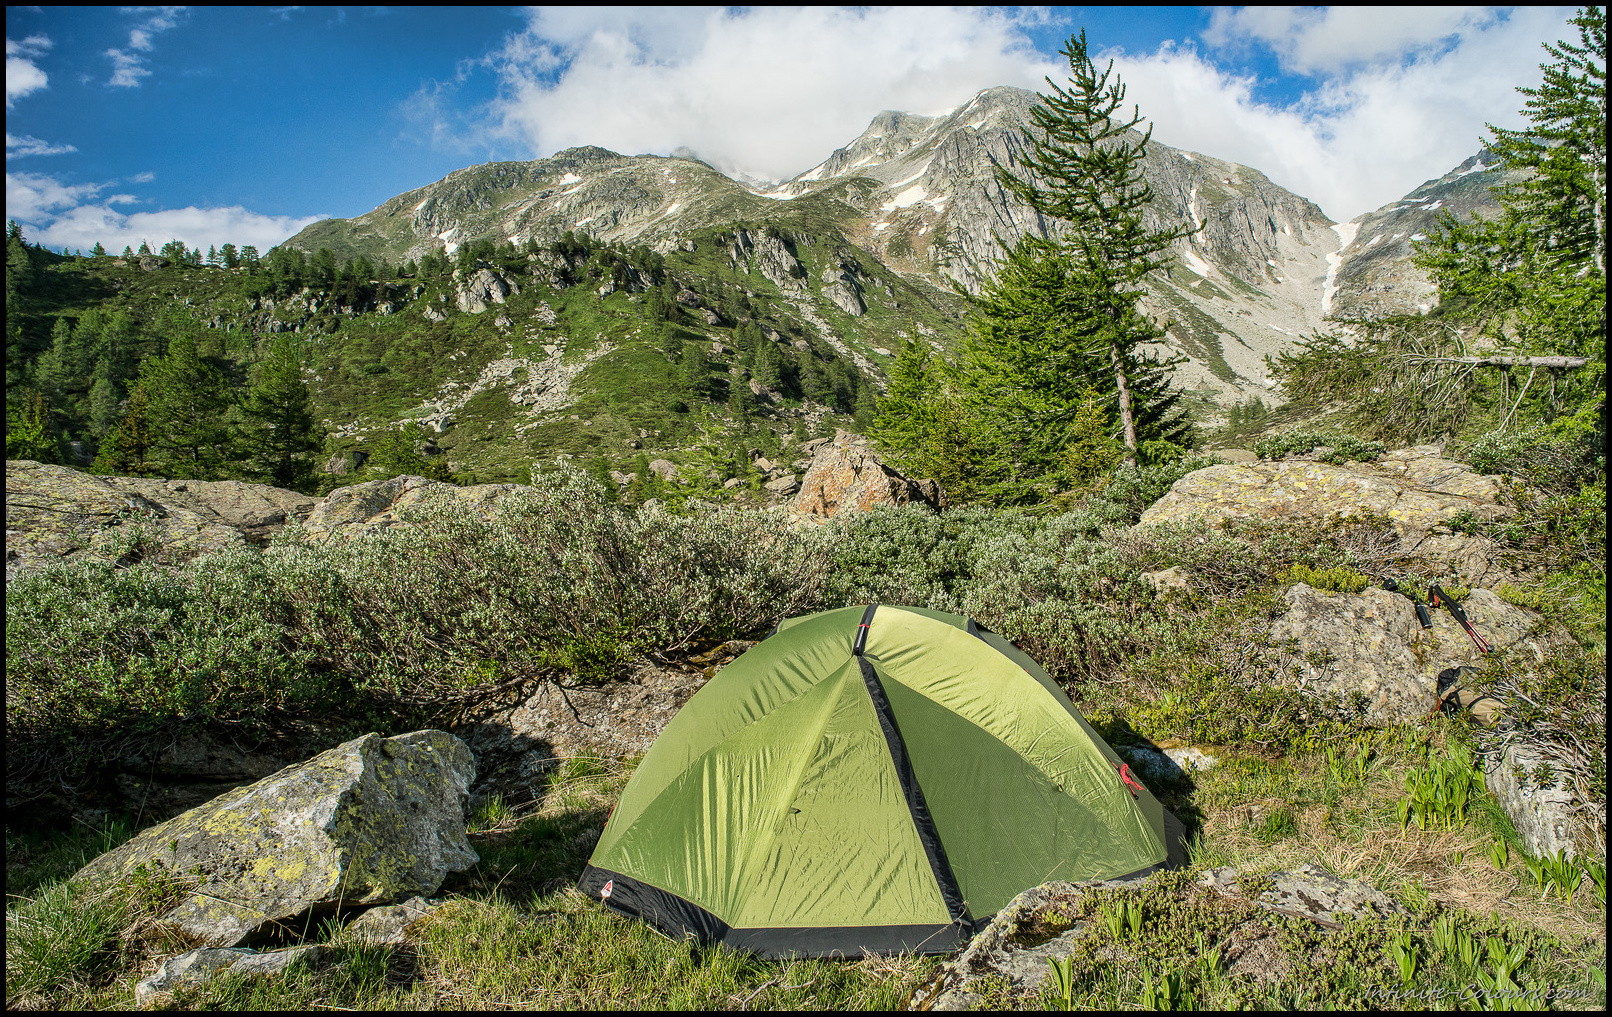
[6,719,1603,1010]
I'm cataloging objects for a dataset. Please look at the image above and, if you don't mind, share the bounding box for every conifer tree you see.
[1415,6,1605,409]
[241,334,321,491]
[961,31,1191,487]
[142,330,233,478]
[92,384,154,474]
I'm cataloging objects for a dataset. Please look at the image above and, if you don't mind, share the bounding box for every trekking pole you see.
[1429,585,1491,654]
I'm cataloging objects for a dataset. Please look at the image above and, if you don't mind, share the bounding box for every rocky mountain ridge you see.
[1325,150,1517,319]
[286,86,1378,405]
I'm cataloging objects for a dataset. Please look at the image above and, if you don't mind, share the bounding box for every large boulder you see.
[74,731,478,948]
[1139,446,1514,584]
[790,430,947,520]
[1268,584,1564,726]
[5,461,314,574]
[456,267,517,314]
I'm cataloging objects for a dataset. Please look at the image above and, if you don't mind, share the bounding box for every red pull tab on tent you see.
[1116,762,1144,797]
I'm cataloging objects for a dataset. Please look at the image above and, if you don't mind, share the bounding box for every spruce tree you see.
[1415,6,1605,412]
[142,330,233,478]
[962,31,1191,485]
[242,334,321,491]
[92,384,154,474]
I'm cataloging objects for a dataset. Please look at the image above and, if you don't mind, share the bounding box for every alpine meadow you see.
[5,8,1606,1011]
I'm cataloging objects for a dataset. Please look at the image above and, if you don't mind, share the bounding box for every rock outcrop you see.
[912,864,1402,1009]
[1485,738,1605,863]
[1139,446,1514,584]
[5,461,315,574]
[790,430,947,520]
[455,267,518,313]
[1269,583,1563,726]
[463,647,750,802]
[75,730,478,948]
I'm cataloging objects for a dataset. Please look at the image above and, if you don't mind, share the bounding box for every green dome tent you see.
[578,604,1180,958]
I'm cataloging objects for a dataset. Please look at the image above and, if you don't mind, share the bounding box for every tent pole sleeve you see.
[856,656,971,926]
[853,603,878,656]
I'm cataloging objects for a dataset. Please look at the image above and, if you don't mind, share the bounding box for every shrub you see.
[1278,563,1372,594]
[1253,429,1385,464]
[1086,451,1222,525]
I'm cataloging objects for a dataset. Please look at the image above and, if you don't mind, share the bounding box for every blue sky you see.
[6,6,1579,255]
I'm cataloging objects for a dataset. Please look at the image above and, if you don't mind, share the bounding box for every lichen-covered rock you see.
[134,945,323,1006]
[790,430,946,520]
[5,461,313,574]
[1138,447,1514,583]
[344,895,440,945]
[1268,583,1564,726]
[1485,738,1605,863]
[908,880,1096,1011]
[1199,863,1406,927]
[75,731,477,948]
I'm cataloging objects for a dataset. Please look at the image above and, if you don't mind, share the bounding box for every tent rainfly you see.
[578,604,1179,958]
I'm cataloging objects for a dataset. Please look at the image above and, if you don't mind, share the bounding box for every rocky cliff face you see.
[286,85,1354,406]
[1325,151,1517,319]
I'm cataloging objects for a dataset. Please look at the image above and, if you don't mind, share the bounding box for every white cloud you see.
[106,7,187,88]
[1204,6,1506,74]
[6,132,77,157]
[470,7,1578,222]
[6,170,108,221]
[37,202,324,254]
[486,7,1060,182]
[7,170,321,254]
[7,34,52,108]
[1112,6,1579,220]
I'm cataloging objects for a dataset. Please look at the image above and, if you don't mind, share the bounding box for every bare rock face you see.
[5,461,314,573]
[1142,446,1508,532]
[751,233,806,293]
[790,430,947,520]
[1485,738,1605,863]
[1198,864,1407,927]
[76,731,477,949]
[1268,584,1563,726]
[456,267,518,313]
[1138,446,1515,584]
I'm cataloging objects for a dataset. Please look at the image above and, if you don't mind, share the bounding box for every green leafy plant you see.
[1527,849,1584,900]
[1431,915,1461,957]
[1584,858,1607,905]
[1140,967,1189,1011]
[1046,955,1076,1011]
[1472,937,1534,1012]
[1488,838,1510,870]
[1398,744,1483,831]
[1388,930,1420,986]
